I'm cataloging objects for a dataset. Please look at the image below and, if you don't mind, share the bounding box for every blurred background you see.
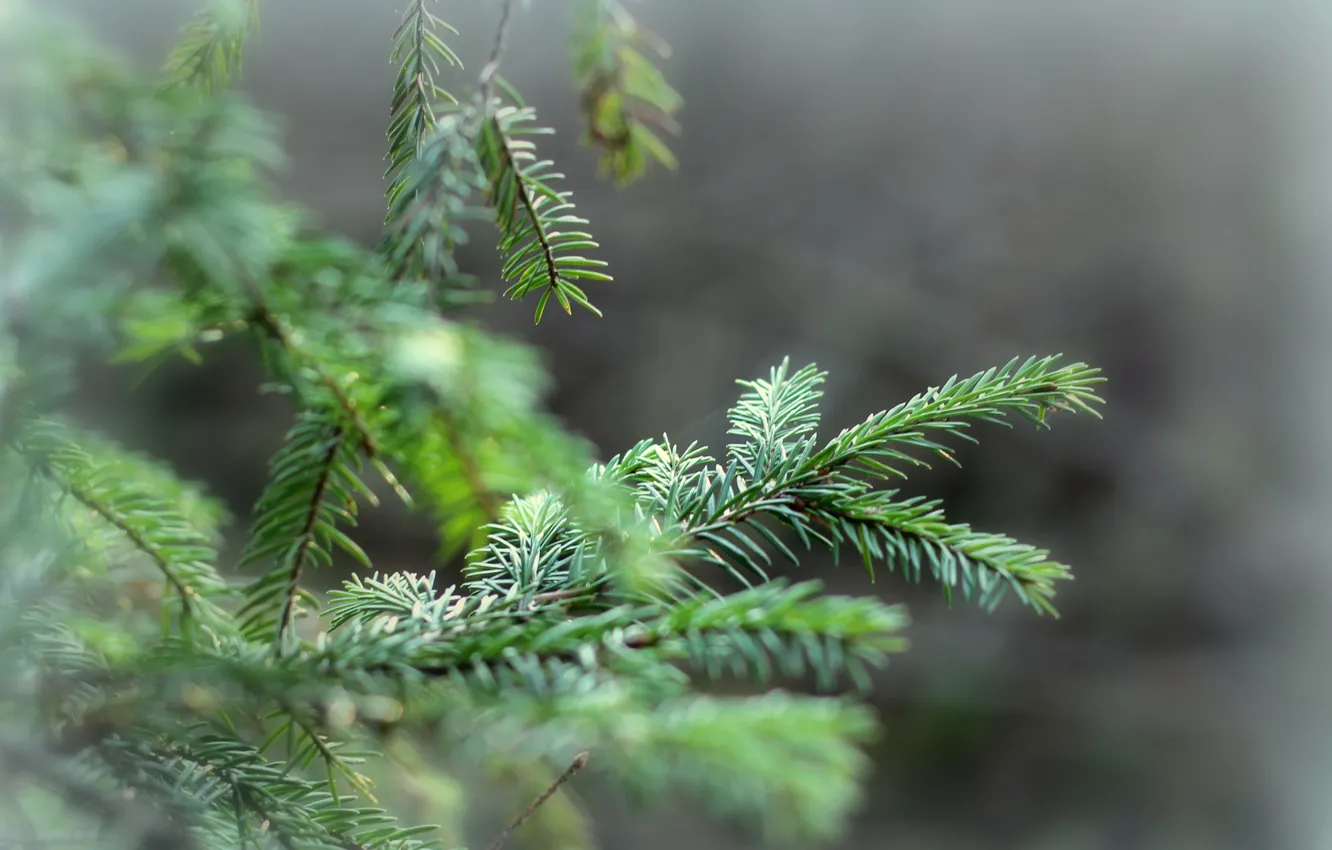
[42,0,1332,847]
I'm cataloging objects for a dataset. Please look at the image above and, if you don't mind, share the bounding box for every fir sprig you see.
[807,354,1105,478]
[92,634,880,844]
[237,411,373,646]
[96,729,442,850]
[466,357,1103,614]
[321,570,904,696]
[682,355,1104,612]
[463,491,600,598]
[643,580,908,690]
[380,110,490,305]
[386,0,463,218]
[476,104,612,322]
[243,282,410,506]
[161,0,259,93]
[572,0,683,185]
[15,418,235,634]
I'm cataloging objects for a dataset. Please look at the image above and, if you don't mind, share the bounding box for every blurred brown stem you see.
[484,751,590,850]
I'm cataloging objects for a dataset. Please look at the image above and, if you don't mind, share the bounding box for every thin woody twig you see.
[246,293,412,505]
[477,0,517,109]
[444,417,502,522]
[484,751,590,850]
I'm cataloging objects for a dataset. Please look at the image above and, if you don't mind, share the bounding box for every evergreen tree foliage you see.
[0,1,1105,847]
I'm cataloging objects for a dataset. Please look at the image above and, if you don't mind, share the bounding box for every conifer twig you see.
[446,421,502,522]
[246,291,412,505]
[247,298,380,458]
[0,739,197,850]
[274,424,342,647]
[484,751,590,850]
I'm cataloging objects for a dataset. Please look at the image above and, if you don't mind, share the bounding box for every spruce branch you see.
[321,566,905,694]
[86,636,874,844]
[390,420,502,559]
[475,105,612,322]
[726,359,824,479]
[806,354,1105,479]
[237,411,373,647]
[118,635,874,845]
[379,110,490,305]
[161,0,259,93]
[481,357,1103,615]
[386,0,463,218]
[270,710,381,803]
[244,291,409,505]
[463,491,598,598]
[672,356,1104,612]
[247,299,367,433]
[383,0,613,321]
[381,2,488,311]
[14,419,235,633]
[572,0,683,185]
[787,491,1074,613]
[642,580,908,690]
[96,731,440,850]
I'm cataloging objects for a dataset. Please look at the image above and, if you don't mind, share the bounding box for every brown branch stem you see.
[478,0,517,109]
[274,426,343,647]
[62,480,194,609]
[484,751,590,850]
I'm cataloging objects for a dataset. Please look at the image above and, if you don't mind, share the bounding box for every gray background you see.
[45,0,1332,848]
